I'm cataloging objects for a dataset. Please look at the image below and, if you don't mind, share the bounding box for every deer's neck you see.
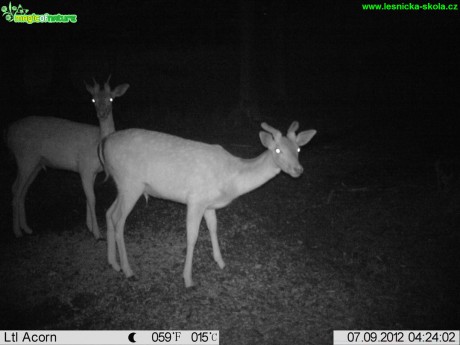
[234,150,281,197]
[98,113,115,139]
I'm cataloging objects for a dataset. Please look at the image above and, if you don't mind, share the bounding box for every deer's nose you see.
[98,108,110,119]
[292,165,303,177]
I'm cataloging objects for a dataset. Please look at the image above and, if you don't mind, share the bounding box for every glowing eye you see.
[275,148,281,154]
[110,98,113,102]
[297,148,301,153]
[92,99,95,103]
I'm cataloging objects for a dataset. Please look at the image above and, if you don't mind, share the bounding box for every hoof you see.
[127,275,139,282]
[108,262,121,272]
[185,280,198,289]
[15,229,35,238]
[185,284,198,291]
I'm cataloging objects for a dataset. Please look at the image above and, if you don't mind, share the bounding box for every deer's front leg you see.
[204,209,225,269]
[183,204,206,288]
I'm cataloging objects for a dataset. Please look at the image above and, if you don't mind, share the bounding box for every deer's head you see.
[85,75,129,120]
[259,121,316,178]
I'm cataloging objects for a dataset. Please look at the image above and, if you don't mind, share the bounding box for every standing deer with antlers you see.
[100,121,316,287]
[7,76,129,238]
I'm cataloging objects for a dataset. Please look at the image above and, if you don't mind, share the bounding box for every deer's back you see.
[104,129,242,204]
[7,116,101,172]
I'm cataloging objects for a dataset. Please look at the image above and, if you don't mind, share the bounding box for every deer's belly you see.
[209,193,235,209]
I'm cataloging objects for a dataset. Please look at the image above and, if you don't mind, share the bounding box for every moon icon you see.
[128,332,136,343]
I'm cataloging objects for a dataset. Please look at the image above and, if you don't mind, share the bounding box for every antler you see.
[104,74,112,92]
[84,78,99,94]
[92,77,100,92]
[261,122,281,140]
[287,121,299,141]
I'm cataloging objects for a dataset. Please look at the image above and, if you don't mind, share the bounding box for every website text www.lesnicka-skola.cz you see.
[362,2,458,11]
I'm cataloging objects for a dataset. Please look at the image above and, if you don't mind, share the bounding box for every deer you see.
[6,76,129,238]
[100,121,316,287]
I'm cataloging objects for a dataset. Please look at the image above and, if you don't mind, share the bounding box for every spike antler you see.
[287,121,299,141]
[84,78,99,94]
[104,74,112,92]
[288,121,299,134]
[261,122,282,140]
[91,77,100,92]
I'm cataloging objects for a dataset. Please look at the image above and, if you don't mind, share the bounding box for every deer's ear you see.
[112,84,130,98]
[259,131,275,149]
[296,130,317,147]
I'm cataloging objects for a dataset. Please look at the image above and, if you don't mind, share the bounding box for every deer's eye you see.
[110,98,113,102]
[297,148,301,153]
[275,148,281,154]
[92,99,95,103]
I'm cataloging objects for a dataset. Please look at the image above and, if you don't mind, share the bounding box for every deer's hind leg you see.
[107,183,143,278]
[12,156,41,237]
[81,170,100,239]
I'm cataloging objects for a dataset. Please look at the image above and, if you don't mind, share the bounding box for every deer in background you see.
[100,121,316,287]
[7,76,129,238]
